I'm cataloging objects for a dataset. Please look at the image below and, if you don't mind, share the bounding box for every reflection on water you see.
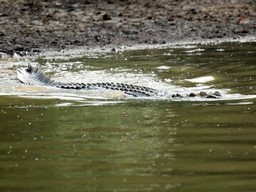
[0,42,256,191]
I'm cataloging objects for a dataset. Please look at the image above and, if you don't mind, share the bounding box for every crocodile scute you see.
[17,65,221,98]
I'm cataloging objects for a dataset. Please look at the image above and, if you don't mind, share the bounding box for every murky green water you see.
[1,42,256,191]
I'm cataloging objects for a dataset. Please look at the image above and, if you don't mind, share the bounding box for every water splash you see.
[6,66,256,103]
[1,43,256,105]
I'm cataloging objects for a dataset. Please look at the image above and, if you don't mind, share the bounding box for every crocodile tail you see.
[17,64,54,86]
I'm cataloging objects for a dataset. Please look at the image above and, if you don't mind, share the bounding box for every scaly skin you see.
[17,65,221,98]
[52,82,157,97]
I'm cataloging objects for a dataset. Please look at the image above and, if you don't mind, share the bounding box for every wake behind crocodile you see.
[15,65,256,102]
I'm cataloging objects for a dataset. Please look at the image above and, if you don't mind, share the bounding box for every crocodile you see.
[17,65,221,98]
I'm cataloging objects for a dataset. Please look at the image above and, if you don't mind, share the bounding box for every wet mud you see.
[0,0,255,56]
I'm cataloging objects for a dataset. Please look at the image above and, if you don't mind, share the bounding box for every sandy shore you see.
[0,0,255,56]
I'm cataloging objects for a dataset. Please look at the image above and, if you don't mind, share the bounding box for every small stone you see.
[102,13,111,21]
[0,31,5,36]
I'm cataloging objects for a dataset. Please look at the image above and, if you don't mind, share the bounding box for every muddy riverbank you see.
[0,0,256,56]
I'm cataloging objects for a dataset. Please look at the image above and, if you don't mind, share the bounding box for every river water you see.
[0,42,256,191]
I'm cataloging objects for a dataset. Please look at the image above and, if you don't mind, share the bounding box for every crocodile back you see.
[53,82,157,97]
